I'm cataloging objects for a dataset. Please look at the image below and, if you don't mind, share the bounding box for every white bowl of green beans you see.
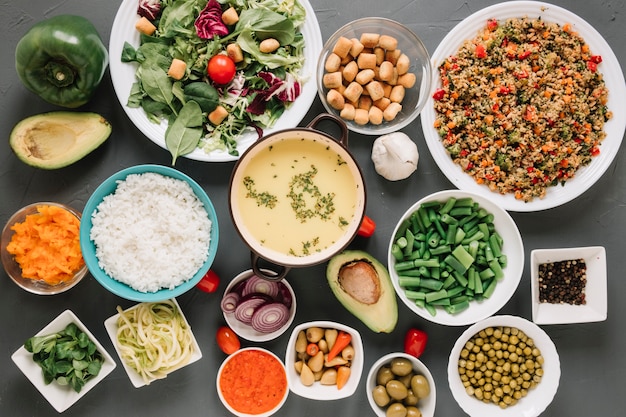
[388,190,524,326]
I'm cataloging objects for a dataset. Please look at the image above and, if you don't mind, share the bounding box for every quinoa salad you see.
[432,17,612,202]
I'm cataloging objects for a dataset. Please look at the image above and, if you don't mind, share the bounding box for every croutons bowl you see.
[317,17,432,135]
[2,202,88,295]
[285,320,364,400]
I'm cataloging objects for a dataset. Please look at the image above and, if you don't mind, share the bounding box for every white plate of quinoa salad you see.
[421,1,626,212]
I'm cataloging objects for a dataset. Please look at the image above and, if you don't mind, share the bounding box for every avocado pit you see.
[338,260,381,305]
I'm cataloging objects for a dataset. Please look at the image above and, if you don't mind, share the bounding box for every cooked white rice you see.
[90,172,212,293]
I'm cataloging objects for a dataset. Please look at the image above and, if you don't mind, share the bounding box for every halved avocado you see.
[9,112,111,169]
[326,250,398,333]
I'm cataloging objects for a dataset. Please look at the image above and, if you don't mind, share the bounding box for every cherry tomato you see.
[357,214,376,238]
[216,326,240,355]
[207,54,236,85]
[404,328,428,358]
[196,269,220,293]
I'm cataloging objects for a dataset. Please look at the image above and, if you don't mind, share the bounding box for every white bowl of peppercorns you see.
[530,246,607,324]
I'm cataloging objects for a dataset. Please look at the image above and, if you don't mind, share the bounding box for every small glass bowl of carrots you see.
[284,320,364,401]
[1,202,88,295]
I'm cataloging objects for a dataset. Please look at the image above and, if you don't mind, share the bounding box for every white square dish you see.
[104,298,202,388]
[11,310,117,413]
[531,246,607,324]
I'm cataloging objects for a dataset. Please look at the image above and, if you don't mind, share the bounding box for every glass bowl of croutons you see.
[317,17,432,135]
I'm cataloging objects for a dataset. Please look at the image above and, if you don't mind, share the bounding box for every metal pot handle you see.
[306,113,349,148]
[250,252,291,281]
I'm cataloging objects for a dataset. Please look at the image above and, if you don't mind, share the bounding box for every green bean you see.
[393,196,507,316]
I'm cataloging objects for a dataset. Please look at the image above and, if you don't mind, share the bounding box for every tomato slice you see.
[216,326,240,355]
[207,54,236,85]
[404,328,428,358]
[196,269,220,293]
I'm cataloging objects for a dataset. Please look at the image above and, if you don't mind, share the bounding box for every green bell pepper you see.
[15,15,109,108]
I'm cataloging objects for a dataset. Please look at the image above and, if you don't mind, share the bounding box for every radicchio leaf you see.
[137,0,161,21]
[247,72,301,115]
[195,0,229,40]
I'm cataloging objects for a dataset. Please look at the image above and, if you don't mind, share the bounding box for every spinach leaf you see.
[236,9,295,44]
[184,82,219,113]
[121,41,137,62]
[165,100,204,164]
[140,64,175,111]
[238,29,302,69]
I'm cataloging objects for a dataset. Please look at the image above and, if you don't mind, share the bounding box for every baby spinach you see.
[165,100,204,164]
[24,323,104,393]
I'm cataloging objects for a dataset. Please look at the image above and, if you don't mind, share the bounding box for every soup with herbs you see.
[234,137,362,258]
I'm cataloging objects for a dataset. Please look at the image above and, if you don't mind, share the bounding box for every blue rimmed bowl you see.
[80,164,219,302]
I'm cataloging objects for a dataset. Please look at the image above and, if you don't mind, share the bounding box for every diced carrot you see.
[336,366,351,390]
[6,205,84,285]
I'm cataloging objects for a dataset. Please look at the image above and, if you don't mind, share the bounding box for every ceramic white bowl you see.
[530,246,607,324]
[447,315,560,417]
[285,320,364,400]
[388,190,524,326]
[216,347,289,417]
[366,352,436,417]
[11,310,116,413]
[104,298,202,388]
[222,270,296,342]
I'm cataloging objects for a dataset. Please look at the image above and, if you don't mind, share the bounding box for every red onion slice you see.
[220,292,240,314]
[234,294,272,324]
[250,302,290,333]
[243,275,280,298]
[277,282,293,309]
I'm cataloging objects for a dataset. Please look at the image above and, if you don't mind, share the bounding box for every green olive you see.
[403,389,419,406]
[398,372,413,388]
[372,385,391,407]
[406,406,422,417]
[377,366,394,386]
[386,379,409,401]
[390,357,414,377]
[410,375,430,400]
[385,402,407,417]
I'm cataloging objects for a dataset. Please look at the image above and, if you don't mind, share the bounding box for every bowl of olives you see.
[366,352,436,417]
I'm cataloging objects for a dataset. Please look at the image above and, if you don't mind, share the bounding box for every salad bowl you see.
[109,0,323,162]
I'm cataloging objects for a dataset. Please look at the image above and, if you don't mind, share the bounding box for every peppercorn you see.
[537,259,587,305]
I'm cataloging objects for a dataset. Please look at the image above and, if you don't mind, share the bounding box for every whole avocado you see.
[15,15,109,108]
[326,250,398,333]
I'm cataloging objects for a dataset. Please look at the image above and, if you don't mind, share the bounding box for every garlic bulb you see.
[371,132,419,181]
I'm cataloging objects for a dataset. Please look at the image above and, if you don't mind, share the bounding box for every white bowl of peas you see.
[388,190,524,326]
[447,315,560,417]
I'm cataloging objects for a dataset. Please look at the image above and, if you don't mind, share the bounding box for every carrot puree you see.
[219,349,287,415]
[7,204,84,285]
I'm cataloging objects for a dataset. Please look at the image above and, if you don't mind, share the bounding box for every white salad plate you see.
[109,0,323,162]
[11,310,117,413]
[104,298,202,388]
[421,1,626,212]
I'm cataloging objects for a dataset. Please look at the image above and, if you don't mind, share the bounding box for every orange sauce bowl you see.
[217,347,289,416]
